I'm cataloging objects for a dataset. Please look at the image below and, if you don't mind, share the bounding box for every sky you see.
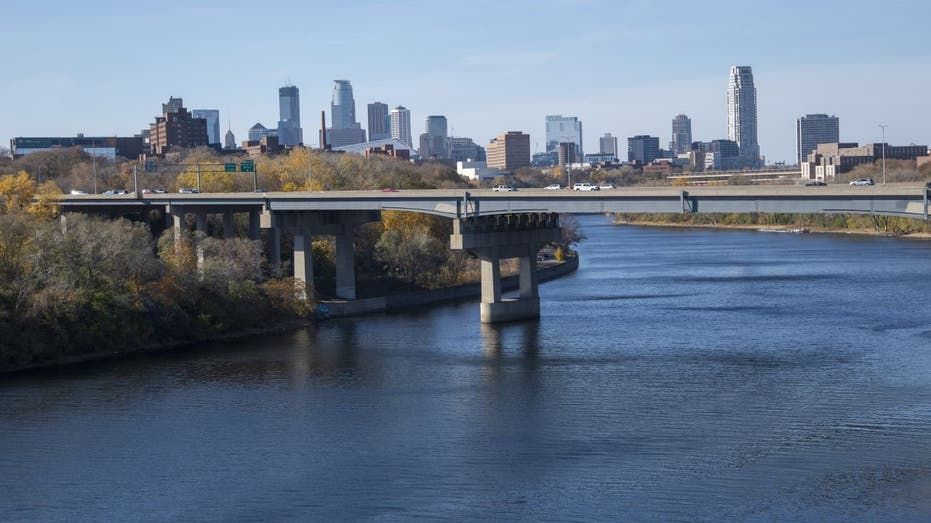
[2,0,929,164]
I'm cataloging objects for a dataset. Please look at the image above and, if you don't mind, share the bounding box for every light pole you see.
[878,124,888,186]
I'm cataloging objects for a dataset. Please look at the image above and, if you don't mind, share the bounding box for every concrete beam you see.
[293,232,313,299]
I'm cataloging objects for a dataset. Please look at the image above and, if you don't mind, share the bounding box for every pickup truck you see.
[572,183,599,191]
[492,185,516,192]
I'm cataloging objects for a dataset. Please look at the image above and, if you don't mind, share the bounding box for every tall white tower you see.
[727,66,761,169]
[390,106,412,147]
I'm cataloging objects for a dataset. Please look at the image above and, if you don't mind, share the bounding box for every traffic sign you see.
[224,162,236,172]
[241,160,255,172]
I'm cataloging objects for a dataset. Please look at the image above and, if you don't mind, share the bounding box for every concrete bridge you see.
[58,184,931,323]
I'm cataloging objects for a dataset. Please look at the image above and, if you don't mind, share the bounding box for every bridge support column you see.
[335,225,356,300]
[222,211,235,239]
[293,231,314,300]
[195,210,207,269]
[451,213,561,323]
[248,209,261,241]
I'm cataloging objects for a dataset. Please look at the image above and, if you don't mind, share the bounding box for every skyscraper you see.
[390,106,412,147]
[326,80,366,148]
[545,115,583,162]
[796,114,840,164]
[367,102,390,141]
[487,131,531,172]
[727,66,761,169]
[599,133,618,156]
[671,114,692,155]
[419,115,449,159]
[224,128,236,150]
[277,85,303,147]
[192,110,220,145]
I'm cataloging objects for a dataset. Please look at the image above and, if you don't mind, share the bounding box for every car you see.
[69,190,88,195]
[849,178,875,186]
[492,185,516,192]
[102,189,127,195]
[804,181,827,187]
[572,183,598,191]
[544,184,562,190]
[599,184,615,190]
[152,188,167,194]
[925,181,931,189]
[178,187,200,194]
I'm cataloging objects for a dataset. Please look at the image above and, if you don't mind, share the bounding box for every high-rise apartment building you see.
[192,110,220,145]
[149,97,208,156]
[367,102,390,141]
[796,114,840,165]
[545,115,583,162]
[671,114,692,155]
[727,66,761,169]
[390,106,412,147]
[277,85,303,147]
[599,133,618,157]
[419,115,449,159]
[487,131,531,172]
[627,135,660,164]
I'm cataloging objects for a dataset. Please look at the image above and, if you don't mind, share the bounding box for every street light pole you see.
[878,124,888,186]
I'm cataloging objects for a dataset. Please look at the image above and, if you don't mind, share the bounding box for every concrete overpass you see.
[57,184,931,322]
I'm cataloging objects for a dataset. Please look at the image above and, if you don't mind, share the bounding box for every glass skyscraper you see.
[327,80,366,147]
[727,66,761,169]
[192,110,220,145]
[545,115,583,163]
[277,85,303,147]
[367,102,390,141]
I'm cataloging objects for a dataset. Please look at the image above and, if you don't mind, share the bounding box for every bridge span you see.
[58,184,931,322]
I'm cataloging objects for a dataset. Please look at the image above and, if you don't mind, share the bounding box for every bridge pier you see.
[451,213,562,323]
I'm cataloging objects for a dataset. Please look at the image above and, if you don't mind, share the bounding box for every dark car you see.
[804,181,827,187]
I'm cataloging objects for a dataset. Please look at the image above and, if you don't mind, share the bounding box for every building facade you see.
[671,114,692,155]
[10,134,144,160]
[192,110,221,146]
[224,129,236,150]
[367,102,390,141]
[545,115,583,162]
[248,123,276,142]
[804,142,929,176]
[448,137,486,162]
[599,133,618,157]
[727,66,761,169]
[486,131,531,172]
[419,115,449,159]
[277,85,303,147]
[557,142,577,167]
[326,80,365,147]
[390,106,412,147]
[627,135,660,164]
[149,97,208,156]
[796,114,839,165]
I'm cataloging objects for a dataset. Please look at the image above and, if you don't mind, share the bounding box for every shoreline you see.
[613,219,931,240]
[1,257,579,377]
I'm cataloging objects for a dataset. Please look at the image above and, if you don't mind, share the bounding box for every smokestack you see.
[320,110,329,151]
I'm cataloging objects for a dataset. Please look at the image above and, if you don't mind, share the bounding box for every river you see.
[3,215,931,521]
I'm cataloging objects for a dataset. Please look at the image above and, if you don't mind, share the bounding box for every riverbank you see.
[0,257,579,376]
[613,218,931,240]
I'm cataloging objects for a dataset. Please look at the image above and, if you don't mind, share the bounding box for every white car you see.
[849,178,875,186]
[69,190,88,195]
[492,185,516,192]
[573,183,599,191]
[599,184,615,190]
[544,184,562,190]
[102,189,127,195]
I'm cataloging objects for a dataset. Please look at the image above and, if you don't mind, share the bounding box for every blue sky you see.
[2,0,929,163]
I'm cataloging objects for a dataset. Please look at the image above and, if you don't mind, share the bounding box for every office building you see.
[727,66,761,169]
[248,123,276,142]
[702,139,741,170]
[10,134,144,160]
[224,129,236,150]
[671,115,692,155]
[367,102,390,141]
[796,114,839,165]
[545,115,583,162]
[149,97,208,156]
[805,142,929,177]
[275,85,303,147]
[192,110,221,146]
[419,115,449,159]
[390,106,412,147]
[557,142,577,167]
[486,131,531,172]
[326,81,366,148]
[627,135,660,164]
[599,133,618,157]
[448,137,486,162]
[457,161,501,181]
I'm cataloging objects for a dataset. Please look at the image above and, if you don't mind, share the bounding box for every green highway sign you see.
[224,162,236,172]
[240,160,255,172]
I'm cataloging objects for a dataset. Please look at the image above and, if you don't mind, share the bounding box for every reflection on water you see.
[3,217,931,521]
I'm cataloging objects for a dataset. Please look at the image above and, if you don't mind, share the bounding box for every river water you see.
[3,216,931,521]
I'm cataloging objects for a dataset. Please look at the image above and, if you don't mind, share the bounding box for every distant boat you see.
[758,228,810,234]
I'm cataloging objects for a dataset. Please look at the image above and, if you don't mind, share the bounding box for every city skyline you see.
[1,1,928,163]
